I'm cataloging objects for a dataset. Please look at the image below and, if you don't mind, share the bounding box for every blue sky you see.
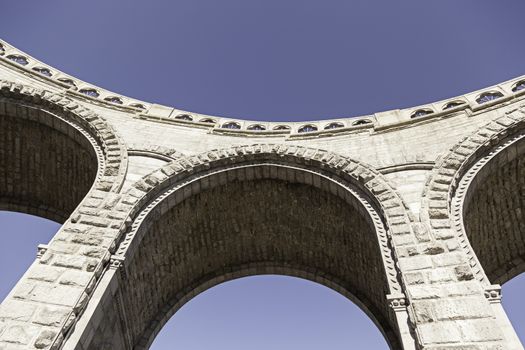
[1,1,524,348]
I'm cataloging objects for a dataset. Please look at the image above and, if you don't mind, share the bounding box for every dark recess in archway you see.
[463,137,525,284]
[0,101,99,223]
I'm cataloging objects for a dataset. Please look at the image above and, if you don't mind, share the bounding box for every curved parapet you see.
[1,39,525,139]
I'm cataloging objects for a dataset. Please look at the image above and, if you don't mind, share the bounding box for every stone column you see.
[0,191,132,350]
[397,224,524,349]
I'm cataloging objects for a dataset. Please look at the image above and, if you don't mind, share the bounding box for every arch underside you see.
[463,135,525,284]
[84,163,402,350]
[0,99,99,223]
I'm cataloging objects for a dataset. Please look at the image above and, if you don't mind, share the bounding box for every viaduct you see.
[0,39,524,349]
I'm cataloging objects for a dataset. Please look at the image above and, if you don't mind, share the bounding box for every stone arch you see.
[72,144,420,350]
[0,80,131,350]
[424,104,525,284]
[0,80,128,222]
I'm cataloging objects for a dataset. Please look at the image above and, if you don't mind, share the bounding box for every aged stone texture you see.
[0,39,524,349]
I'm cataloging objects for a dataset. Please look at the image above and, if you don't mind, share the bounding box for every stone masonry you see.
[0,38,524,349]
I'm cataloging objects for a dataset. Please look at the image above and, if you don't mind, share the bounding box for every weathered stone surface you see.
[0,42,524,350]
[0,325,39,345]
[34,329,56,349]
[33,306,70,327]
[0,301,36,322]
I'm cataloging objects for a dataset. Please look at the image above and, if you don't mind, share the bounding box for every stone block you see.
[458,318,503,342]
[432,253,466,267]
[405,272,425,285]
[432,297,493,321]
[0,325,40,345]
[59,270,92,287]
[0,301,36,322]
[418,321,462,344]
[70,233,103,246]
[51,254,87,270]
[34,329,57,349]
[33,306,70,327]
[428,267,456,284]
[27,265,63,283]
[29,285,83,307]
[407,285,442,300]
[399,256,433,271]
[455,265,475,281]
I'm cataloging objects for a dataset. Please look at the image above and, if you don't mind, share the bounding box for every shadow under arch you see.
[457,131,525,284]
[92,145,418,350]
[0,80,128,222]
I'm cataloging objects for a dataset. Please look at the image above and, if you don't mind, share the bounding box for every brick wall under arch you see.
[0,100,100,223]
[461,133,525,284]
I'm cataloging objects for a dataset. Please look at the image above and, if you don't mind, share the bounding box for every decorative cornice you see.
[2,38,525,139]
[484,285,502,304]
[387,293,408,312]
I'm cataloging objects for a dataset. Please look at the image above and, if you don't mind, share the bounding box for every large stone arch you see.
[63,144,419,350]
[423,104,525,348]
[425,105,525,285]
[0,80,130,350]
[0,80,128,219]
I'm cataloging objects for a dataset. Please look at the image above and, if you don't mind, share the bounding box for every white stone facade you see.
[0,39,524,349]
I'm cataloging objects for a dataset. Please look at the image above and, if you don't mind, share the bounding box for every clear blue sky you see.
[1,1,524,348]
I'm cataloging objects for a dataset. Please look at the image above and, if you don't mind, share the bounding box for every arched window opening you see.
[247,124,266,131]
[104,96,123,104]
[58,78,77,88]
[32,67,52,77]
[476,91,503,104]
[200,118,216,124]
[324,122,344,130]
[150,276,389,350]
[273,125,290,130]
[298,124,318,133]
[79,88,100,98]
[352,119,372,126]
[0,44,4,55]
[512,81,525,93]
[443,100,466,110]
[130,103,146,110]
[410,109,433,119]
[7,55,28,66]
[175,114,193,121]
[222,121,241,129]
[0,212,59,303]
